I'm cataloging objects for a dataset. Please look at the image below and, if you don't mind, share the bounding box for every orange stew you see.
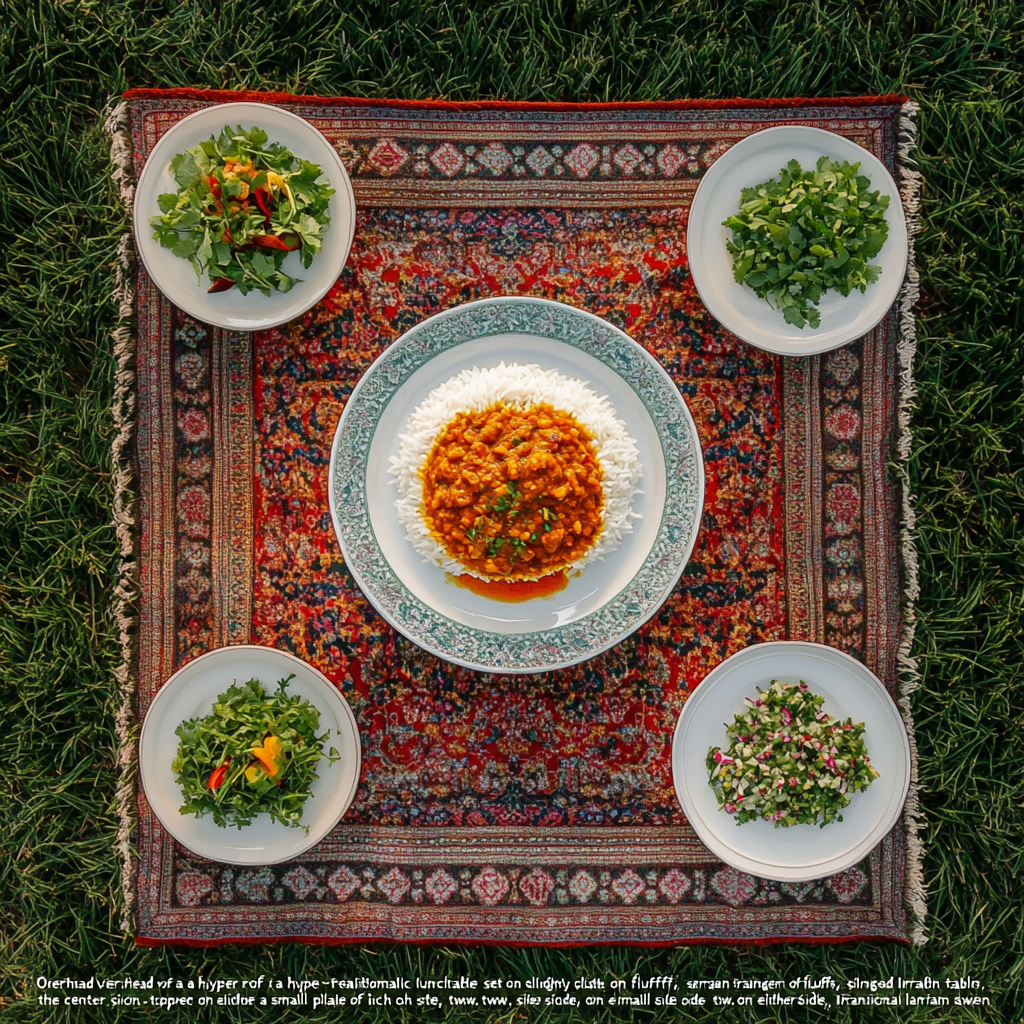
[422,402,604,579]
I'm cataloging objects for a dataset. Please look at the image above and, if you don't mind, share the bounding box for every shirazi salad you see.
[173,675,339,830]
[150,125,334,295]
[707,679,879,828]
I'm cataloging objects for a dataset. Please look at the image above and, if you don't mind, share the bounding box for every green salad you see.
[707,679,879,828]
[723,156,890,329]
[150,124,334,296]
[173,675,338,830]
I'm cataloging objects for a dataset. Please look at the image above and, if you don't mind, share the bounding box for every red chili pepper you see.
[208,277,235,293]
[252,232,301,251]
[253,186,273,228]
[206,175,222,199]
[207,759,231,789]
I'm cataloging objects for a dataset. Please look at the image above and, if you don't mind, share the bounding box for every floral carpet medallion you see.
[123,90,917,944]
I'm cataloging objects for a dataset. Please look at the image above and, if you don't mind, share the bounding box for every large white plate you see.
[133,102,356,331]
[139,646,361,865]
[687,125,908,356]
[329,297,705,674]
[672,641,910,881]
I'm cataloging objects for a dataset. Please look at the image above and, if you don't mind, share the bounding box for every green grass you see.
[1,1,1022,1021]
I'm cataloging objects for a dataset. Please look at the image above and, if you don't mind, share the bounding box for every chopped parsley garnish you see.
[490,481,521,516]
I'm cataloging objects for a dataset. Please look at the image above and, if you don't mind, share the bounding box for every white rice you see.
[389,362,643,580]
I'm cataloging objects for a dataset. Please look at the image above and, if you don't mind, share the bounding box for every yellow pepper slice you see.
[250,734,283,778]
[265,172,296,215]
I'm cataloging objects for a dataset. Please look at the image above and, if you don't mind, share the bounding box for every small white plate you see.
[687,125,908,356]
[672,641,910,881]
[329,297,705,674]
[139,646,361,865]
[133,102,355,331]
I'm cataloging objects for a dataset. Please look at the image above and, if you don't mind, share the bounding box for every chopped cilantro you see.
[723,156,891,329]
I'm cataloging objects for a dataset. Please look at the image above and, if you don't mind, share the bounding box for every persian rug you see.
[108,89,923,945]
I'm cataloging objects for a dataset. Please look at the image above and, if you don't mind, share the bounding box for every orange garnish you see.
[251,734,283,778]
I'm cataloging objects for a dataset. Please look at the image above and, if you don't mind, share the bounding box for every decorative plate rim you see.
[138,644,362,865]
[132,101,356,332]
[671,640,912,881]
[686,125,909,357]
[328,296,705,674]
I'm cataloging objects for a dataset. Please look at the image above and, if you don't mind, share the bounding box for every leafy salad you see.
[723,156,891,329]
[150,124,334,296]
[172,675,339,830]
[707,679,879,828]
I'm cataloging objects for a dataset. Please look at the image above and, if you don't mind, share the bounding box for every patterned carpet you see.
[120,91,916,944]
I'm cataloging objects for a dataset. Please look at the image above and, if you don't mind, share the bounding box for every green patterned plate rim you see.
[328,296,705,673]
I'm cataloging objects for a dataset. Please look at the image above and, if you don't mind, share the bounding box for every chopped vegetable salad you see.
[172,675,338,830]
[707,679,879,828]
[150,124,334,295]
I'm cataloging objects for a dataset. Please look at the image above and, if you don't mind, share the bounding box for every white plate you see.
[687,125,908,356]
[139,646,361,865]
[672,641,910,881]
[133,102,355,331]
[329,297,705,674]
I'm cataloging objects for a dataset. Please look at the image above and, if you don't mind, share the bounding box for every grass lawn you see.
[1,2,1021,1021]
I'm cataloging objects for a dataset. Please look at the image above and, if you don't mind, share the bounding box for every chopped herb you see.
[723,156,890,329]
[491,481,521,516]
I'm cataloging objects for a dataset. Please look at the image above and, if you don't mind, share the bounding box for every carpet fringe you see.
[103,98,139,936]
[896,100,927,946]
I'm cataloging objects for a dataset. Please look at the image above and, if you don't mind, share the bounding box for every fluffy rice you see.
[389,362,643,580]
